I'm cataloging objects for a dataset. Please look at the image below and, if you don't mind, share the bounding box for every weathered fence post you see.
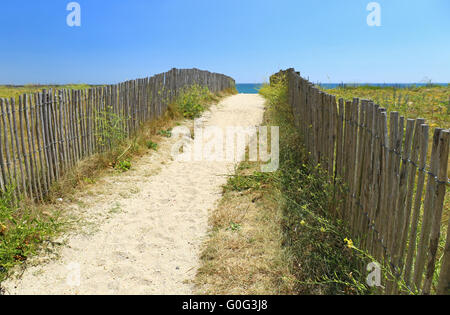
[0,69,234,202]
[281,68,449,295]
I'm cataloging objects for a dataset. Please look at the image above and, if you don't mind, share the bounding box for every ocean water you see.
[236,83,263,94]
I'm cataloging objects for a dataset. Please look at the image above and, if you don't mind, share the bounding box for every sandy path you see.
[3,94,265,295]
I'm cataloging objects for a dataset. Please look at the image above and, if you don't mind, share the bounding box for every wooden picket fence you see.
[0,68,235,201]
[282,68,449,295]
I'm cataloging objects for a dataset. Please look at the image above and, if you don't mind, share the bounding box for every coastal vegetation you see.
[321,85,449,132]
[0,84,94,99]
[322,84,449,232]
[0,83,236,285]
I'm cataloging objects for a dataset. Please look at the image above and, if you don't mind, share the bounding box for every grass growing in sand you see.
[242,75,445,294]
[195,78,377,295]
[0,186,61,284]
[195,159,296,295]
[196,75,417,294]
[258,77,374,294]
[176,84,217,119]
[0,84,237,288]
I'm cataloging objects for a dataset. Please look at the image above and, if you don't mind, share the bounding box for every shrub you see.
[146,141,158,151]
[260,74,371,295]
[115,160,132,172]
[176,85,214,119]
[157,129,172,138]
[0,185,59,282]
[94,106,127,150]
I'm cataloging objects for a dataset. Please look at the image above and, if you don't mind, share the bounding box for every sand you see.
[2,94,265,295]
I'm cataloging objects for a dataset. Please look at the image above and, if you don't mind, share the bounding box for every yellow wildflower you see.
[344,238,354,249]
[300,220,306,226]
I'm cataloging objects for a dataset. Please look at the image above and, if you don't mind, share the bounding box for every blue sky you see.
[0,0,449,84]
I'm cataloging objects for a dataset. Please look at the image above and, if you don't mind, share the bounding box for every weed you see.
[195,159,296,295]
[115,160,131,172]
[0,185,60,282]
[109,202,123,214]
[94,106,127,150]
[260,75,372,295]
[227,222,242,232]
[223,172,272,192]
[82,177,95,185]
[175,84,216,119]
[157,129,172,138]
[146,141,158,151]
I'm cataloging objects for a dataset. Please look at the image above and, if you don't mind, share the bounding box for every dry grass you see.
[0,84,95,100]
[321,85,450,223]
[195,161,296,295]
[0,86,237,288]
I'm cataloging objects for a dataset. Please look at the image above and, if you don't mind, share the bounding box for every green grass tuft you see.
[0,185,60,283]
[175,84,217,119]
